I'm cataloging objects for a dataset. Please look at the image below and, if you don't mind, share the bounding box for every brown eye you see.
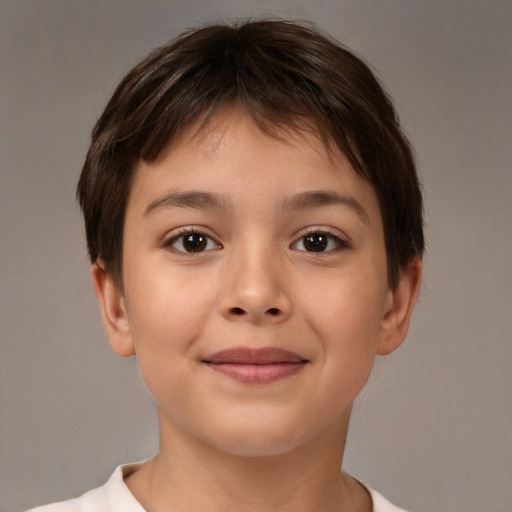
[168,231,220,253]
[183,233,207,252]
[292,231,345,253]
[303,233,329,252]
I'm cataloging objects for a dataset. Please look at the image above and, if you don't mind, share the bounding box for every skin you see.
[92,109,422,511]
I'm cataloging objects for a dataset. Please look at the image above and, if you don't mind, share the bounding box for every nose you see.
[220,244,292,324]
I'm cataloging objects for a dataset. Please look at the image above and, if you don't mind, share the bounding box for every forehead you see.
[129,108,380,223]
[154,107,342,168]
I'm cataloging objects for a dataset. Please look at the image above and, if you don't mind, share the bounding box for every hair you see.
[77,19,424,289]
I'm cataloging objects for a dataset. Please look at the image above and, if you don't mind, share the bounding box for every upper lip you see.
[203,347,307,364]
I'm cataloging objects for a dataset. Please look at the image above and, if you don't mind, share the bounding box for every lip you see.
[202,347,308,384]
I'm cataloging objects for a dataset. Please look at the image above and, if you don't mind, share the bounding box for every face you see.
[95,109,419,458]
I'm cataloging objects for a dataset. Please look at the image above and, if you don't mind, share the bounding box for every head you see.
[77,19,424,291]
[79,20,424,457]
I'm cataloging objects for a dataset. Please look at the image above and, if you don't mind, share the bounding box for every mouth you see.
[202,347,309,384]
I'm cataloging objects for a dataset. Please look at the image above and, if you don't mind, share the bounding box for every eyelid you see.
[290,227,351,252]
[163,226,222,253]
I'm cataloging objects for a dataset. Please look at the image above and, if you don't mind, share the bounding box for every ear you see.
[91,262,135,357]
[378,257,423,356]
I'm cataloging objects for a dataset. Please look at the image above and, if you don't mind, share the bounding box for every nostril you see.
[267,308,280,316]
[231,307,245,316]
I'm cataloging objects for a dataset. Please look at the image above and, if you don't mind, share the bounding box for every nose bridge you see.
[220,235,291,323]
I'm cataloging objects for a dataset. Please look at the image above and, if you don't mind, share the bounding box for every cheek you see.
[125,260,217,338]
[123,285,209,418]
[303,270,386,395]
[122,268,218,388]
[305,266,385,344]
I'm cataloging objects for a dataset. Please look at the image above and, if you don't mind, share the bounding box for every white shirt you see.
[28,463,409,512]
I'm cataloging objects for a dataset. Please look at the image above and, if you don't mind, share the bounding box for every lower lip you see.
[204,362,307,384]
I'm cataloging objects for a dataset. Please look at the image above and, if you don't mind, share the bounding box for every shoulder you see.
[365,485,409,512]
[26,463,146,512]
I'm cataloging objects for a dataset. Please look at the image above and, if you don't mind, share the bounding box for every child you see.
[30,19,423,512]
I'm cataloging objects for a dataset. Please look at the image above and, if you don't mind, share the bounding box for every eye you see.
[292,231,346,253]
[166,230,221,253]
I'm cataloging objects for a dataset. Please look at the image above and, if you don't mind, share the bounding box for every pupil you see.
[184,233,206,252]
[305,234,328,252]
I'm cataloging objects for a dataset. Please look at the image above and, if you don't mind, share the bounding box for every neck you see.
[126,409,371,512]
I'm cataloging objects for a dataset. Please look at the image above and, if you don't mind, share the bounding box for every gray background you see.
[1,1,511,511]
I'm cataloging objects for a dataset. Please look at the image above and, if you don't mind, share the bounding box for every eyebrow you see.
[144,191,231,216]
[282,190,370,224]
[144,189,369,224]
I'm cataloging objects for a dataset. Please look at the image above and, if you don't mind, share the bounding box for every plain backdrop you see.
[1,1,511,511]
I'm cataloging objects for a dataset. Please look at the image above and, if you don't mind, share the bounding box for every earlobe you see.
[378,257,423,356]
[91,262,135,357]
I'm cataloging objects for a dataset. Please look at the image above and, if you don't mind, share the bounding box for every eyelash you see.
[291,229,350,254]
[163,228,221,254]
[163,228,350,255]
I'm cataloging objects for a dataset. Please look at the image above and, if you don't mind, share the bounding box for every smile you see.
[202,347,309,384]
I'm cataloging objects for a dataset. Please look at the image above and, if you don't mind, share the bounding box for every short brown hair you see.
[77,19,424,288]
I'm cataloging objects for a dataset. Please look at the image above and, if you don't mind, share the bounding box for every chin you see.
[203,421,313,459]
[214,440,302,458]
